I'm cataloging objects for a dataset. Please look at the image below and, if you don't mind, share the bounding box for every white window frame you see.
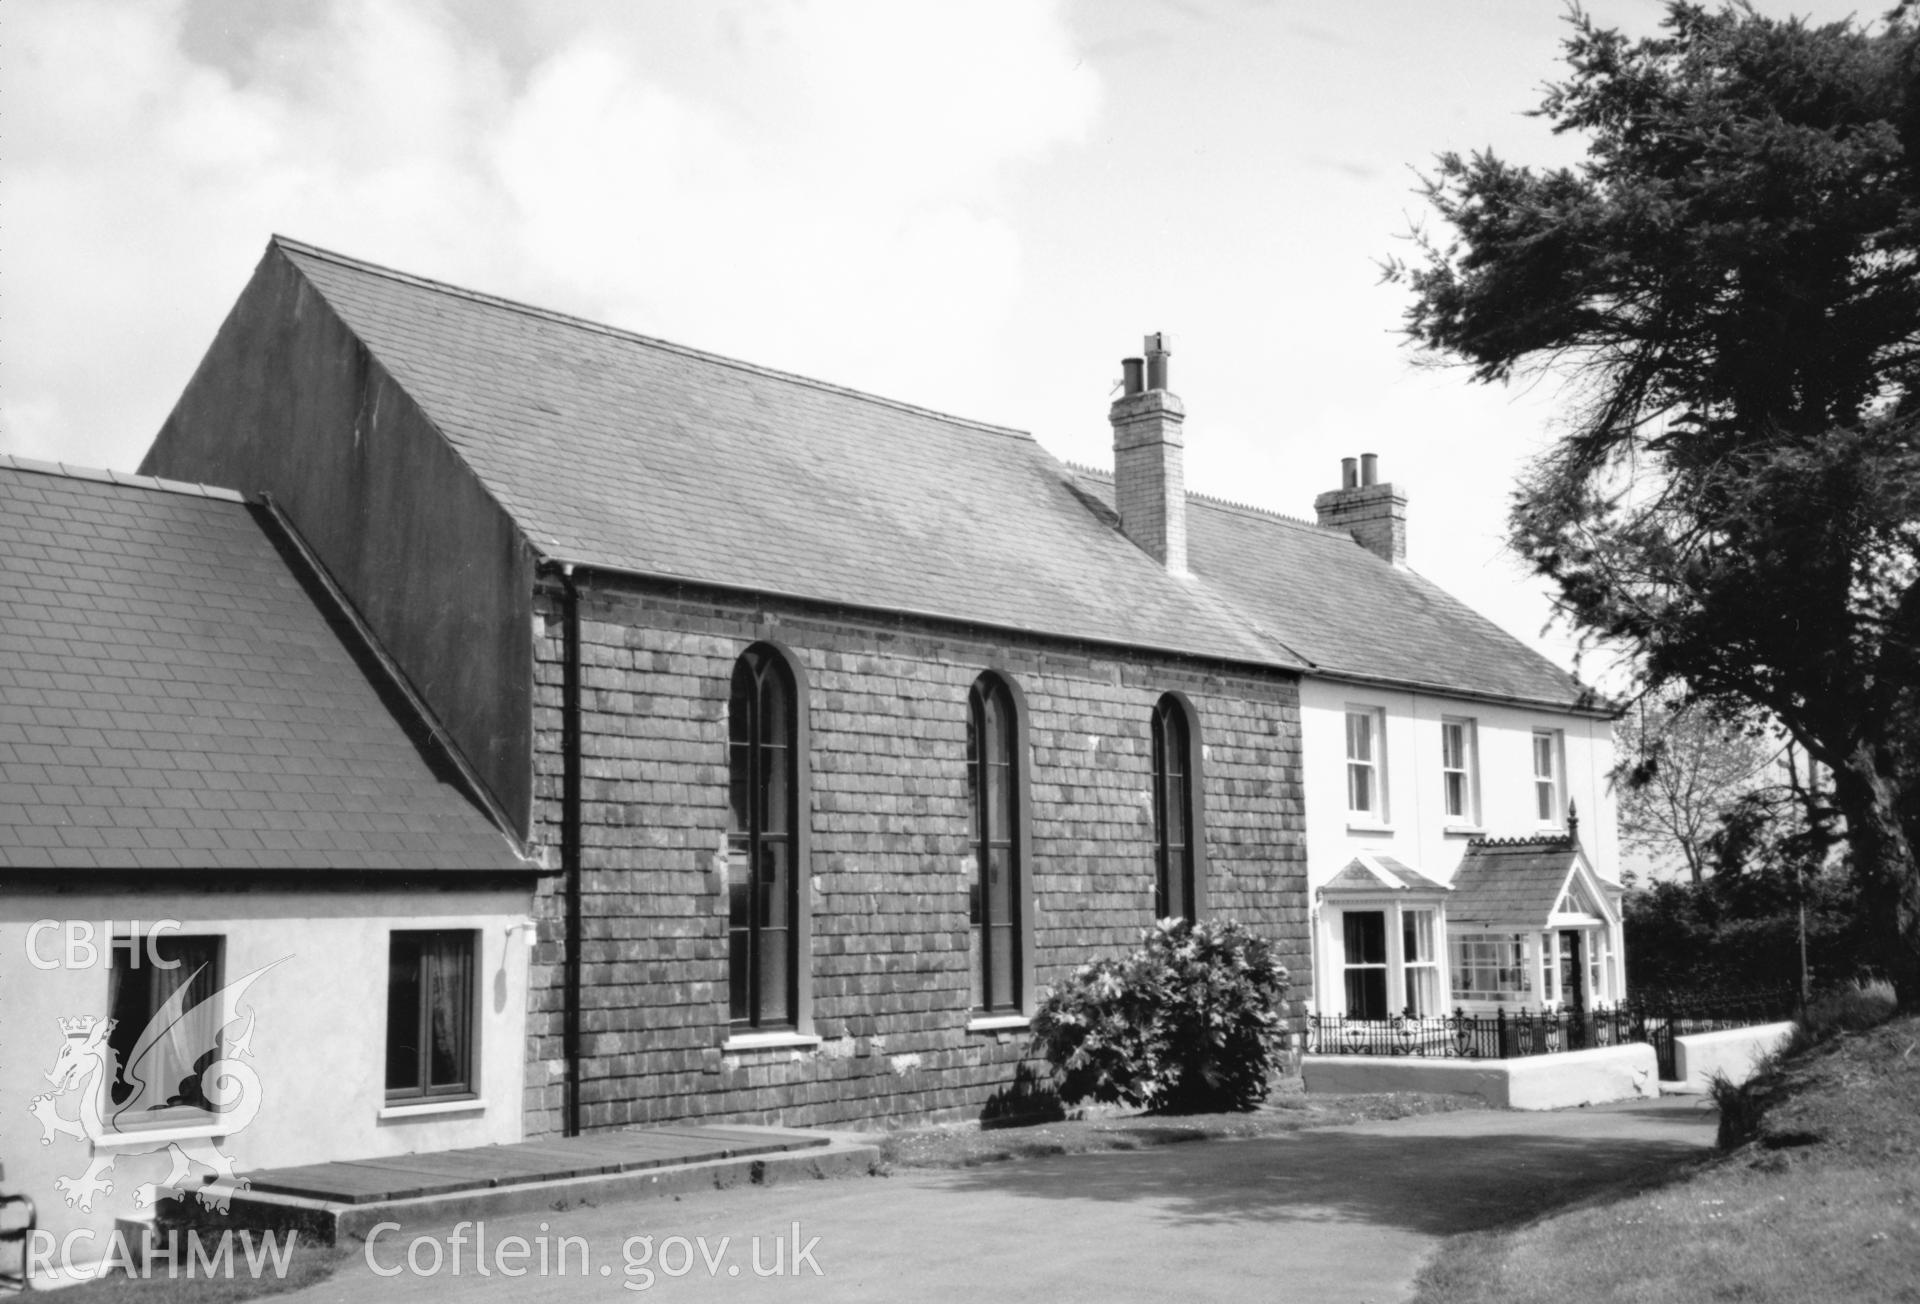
[1345,706,1387,823]
[1329,900,1451,1021]
[1339,908,1391,1019]
[1532,729,1563,827]
[1539,929,1598,1009]
[1448,932,1534,1005]
[1401,908,1441,1016]
[1588,931,1612,1007]
[1440,717,1478,826]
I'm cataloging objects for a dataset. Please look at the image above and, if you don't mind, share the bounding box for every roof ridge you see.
[1466,833,1577,851]
[0,452,245,503]
[1185,487,1327,532]
[271,235,1035,443]
[1065,461,1344,534]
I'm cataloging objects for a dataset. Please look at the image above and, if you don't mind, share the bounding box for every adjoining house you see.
[0,457,539,1257]
[119,236,1616,1138]
[1281,458,1622,1020]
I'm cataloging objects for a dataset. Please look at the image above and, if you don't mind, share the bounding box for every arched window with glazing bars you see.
[1151,693,1206,922]
[727,645,805,1029]
[966,673,1024,1013]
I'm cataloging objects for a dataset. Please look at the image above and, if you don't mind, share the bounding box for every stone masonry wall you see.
[521,577,1309,1138]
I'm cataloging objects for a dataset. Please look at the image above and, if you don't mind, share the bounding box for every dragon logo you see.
[29,959,283,1215]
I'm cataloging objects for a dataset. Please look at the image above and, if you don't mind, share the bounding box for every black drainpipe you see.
[558,563,584,1138]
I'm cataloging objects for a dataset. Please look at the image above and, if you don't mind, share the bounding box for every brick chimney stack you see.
[1314,453,1407,564]
[1109,333,1187,574]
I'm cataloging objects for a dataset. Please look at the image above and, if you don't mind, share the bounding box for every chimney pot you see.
[1341,457,1359,490]
[1361,453,1379,486]
[1144,333,1170,391]
[1121,357,1145,396]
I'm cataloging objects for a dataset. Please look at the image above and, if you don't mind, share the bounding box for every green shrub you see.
[1789,977,1898,1053]
[1623,870,1871,994]
[1031,918,1291,1115]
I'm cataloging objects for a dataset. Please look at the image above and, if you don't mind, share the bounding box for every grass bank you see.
[1413,1012,1920,1304]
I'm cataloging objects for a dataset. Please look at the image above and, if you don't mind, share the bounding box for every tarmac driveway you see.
[280,1096,1717,1304]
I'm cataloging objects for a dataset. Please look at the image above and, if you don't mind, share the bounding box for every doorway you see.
[1558,929,1586,1012]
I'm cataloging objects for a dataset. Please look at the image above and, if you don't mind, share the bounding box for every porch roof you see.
[1321,854,1451,896]
[1448,835,1589,929]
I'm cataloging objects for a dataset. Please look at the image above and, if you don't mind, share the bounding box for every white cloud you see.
[489,2,1098,397]
[0,0,1099,467]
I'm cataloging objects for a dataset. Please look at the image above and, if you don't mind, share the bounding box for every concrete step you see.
[159,1125,882,1246]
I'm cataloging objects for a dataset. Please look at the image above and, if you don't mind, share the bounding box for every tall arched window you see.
[966,673,1023,1013]
[1151,693,1204,922]
[728,646,801,1029]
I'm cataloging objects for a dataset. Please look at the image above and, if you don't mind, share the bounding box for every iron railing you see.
[1306,988,1799,1079]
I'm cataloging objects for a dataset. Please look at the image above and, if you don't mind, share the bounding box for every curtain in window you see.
[108,935,220,1113]
[1401,910,1440,1015]
[386,931,474,1097]
[426,934,472,1088]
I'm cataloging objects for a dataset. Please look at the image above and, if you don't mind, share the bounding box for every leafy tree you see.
[1616,693,1773,884]
[1623,861,1869,995]
[1389,2,1920,1006]
[1622,720,1858,992]
[1707,737,1840,880]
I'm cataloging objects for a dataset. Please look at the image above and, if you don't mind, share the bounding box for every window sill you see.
[91,1114,226,1149]
[722,1031,821,1052]
[379,1096,484,1121]
[1443,825,1486,837]
[1346,819,1393,834]
[967,1014,1032,1033]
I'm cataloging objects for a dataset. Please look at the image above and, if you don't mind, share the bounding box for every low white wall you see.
[1304,1043,1659,1110]
[1674,1022,1795,1089]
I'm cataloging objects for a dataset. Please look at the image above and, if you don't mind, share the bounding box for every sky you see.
[0,0,1881,685]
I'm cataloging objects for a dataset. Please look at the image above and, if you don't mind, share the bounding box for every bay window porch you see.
[1313,837,1626,1022]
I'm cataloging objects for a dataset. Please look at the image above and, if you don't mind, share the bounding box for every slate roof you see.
[1446,837,1582,928]
[0,457,526,869]
[1321,854,1452,895]
[275,240,1303,673]
[267,238,1592,708]
[1071,472,1595,710]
